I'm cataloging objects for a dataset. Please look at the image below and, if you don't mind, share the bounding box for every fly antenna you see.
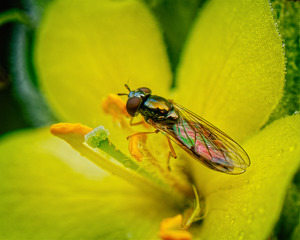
[124,84,131,92]
[118,84,131,96]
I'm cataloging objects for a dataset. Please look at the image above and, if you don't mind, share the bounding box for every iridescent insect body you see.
[118,85,250,174]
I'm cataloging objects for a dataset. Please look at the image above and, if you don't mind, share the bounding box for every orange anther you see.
[159,215,192,240]
[128,134,148,162]
[102,94,129,118]
[50,123,93,136]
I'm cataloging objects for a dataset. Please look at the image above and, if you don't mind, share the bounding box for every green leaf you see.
[268,0,300,122]
[274,184,300,240]
[144,0,207,81]
[291,223,300,240]
[0,9,30,26]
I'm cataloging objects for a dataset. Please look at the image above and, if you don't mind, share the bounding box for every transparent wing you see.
[149,100,250,175]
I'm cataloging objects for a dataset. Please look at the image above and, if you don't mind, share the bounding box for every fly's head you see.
[118,84,152,117]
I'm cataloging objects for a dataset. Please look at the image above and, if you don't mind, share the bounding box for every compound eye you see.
[126,97,142,117]
[138,87,151,94]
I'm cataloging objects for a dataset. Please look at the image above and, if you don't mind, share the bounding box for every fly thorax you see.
[140,95,174,121]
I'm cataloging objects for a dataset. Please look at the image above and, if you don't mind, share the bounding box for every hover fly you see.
[118,84,250,174]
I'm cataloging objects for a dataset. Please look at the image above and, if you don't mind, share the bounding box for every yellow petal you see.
[34,0,171,127]
[0,128,177,239]
[176,0,285,141]
[190,114,300,239]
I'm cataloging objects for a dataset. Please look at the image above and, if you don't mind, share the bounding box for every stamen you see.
[128,134,148,162]
[102,94,151,130]
[51,123,191,206]
[102,94,194,197]
[51,123,157,192]
[182,185,206,229]
[102,94,131,130]
[126,131,193,197]
[159,215,192,240]
[85,126,145,173]
[102,94,129,118]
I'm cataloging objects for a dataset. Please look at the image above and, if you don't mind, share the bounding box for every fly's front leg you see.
[129,117,144,126]
[129,117,151,129]
[127,129,159,140]
[167,137,177,171]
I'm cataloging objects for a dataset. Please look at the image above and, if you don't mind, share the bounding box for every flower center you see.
[102,94,207,231]
[102,94,194,196]
[50,94,206,239]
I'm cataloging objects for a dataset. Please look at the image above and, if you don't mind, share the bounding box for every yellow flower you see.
[0,0,299,239]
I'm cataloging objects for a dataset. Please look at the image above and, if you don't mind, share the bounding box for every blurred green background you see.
[0,0,30,135]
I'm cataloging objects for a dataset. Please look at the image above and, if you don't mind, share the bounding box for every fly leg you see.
[127,129,159,140]
[167,137,177,171]
[129,117,144,126]
[129,117,151,129]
